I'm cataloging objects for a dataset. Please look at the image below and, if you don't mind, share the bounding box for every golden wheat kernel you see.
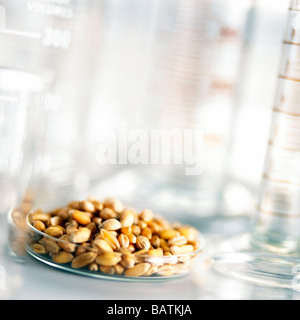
[117,247,131,254]
[95,252,122,266]
[89,262,98,271]
[68,201,81,210]
[100,218,122,231]
[139,209,153,222]
[114,263,125,275]
[177,227,198,241]
[86,222,97,237]
[121,226,132,236]
[124,263,151,277]
[143,264,159,276]
[127,244,136,253]
[159,229,180,240]
[155,217,170,229]
[92,239,113,253]
[66,225,78,235]
[69,227,91,244]
[131,225,141,236]
[52,224,66,232]
[70,219,79,227]
[157,264,175,276]
[57,235,77,253]
[93,200,104,212]
[150,234,160,248]
[133,249,149,255]
[118,233,130,248]
[147,249,164,256]
[189,240,201,250]
[52,251,74,264]
[49,215,63,226]
[44,226,64,238]
[169,244,194,255]
[75,244,88,256]
[39,237,61,254]
[99,229,120,250]
[141,227,152,240]
[31,243,47,254]
[159,238,170,252]
[92,217,102,226]
[119,209,135,227]
[100,208,118,220]
[30,212,51,223]
[127,233,137,244]
[99,265,115,275]
[167,235,187,247]
[137,220,147,229]
[108,230,119,238]
[54,208,70,220]
[71,210,91,225]
[33,220,46,232]
[78,200,96,213]
[120,253,135,268]
[71,251,97,269]
[147,221,163,233]
[103,198,123,213]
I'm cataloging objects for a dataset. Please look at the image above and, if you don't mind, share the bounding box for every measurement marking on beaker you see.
[0,96,18,102]
[289,7,300,12]
[268,140,300,153]
[273,107,300,118]
[257,206,300,219]
[279,74,300,83]
[263,173,300,187]
[283,40,300,46]
[0,28,41,39]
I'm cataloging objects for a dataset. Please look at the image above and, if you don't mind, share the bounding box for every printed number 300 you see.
[42,27,71,49]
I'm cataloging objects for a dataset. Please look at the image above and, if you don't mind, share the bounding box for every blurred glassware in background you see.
[227,0,290,208]
[251,0,300,255]
[144,0,253,218]
[0,0,289,222]
[0,68,45,298]
[0,0,103,209]
[85,0,162,181]
[87,0,257,220]
[0,69,44,219]
[213,0,300,290]
[0,0,102,299]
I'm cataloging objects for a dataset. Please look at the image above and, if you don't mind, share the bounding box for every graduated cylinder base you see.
[250,203,300,256]
[250,229,300,257]
[212,232,300,290]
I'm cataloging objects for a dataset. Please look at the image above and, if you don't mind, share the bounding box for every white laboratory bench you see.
[1,213,300,301]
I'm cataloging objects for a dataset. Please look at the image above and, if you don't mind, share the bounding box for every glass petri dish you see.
[25,210,206,282]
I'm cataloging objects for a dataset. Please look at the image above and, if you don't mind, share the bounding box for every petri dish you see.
[25,208,206,282]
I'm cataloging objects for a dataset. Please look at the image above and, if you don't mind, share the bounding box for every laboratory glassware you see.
[0,0,103,208]
[121,0,252,219]
[213,0,300,290]
[0,69,43,299]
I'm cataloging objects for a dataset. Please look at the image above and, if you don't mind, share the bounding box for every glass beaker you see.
[87,0,253,221]
[0,0,103,208]
[212,0,300,290]
[147,0,252,219]
[0,68,44,217]
[0,68,45,299]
